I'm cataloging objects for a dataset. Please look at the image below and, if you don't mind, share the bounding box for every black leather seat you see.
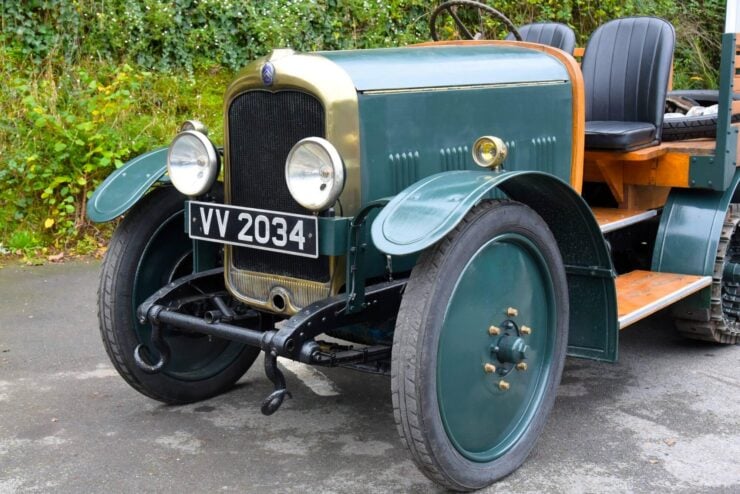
[506,22,576,55]
[582,17,675,151]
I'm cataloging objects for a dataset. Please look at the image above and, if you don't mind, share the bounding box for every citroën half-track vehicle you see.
[87,2,740,490]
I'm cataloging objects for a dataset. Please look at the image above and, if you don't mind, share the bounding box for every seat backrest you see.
[506,22,576,55]
[582,17,675,128]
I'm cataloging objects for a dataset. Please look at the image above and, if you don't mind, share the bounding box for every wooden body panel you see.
[583,140,725,207]
[585,141,715,190]
[586,139,716,161]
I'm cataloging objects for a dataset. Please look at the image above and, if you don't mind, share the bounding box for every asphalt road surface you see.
[1,260,739,493]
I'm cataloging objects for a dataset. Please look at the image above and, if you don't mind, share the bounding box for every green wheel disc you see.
[437,233,556,461]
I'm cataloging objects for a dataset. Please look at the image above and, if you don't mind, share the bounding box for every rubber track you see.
[675,204,740,343]
[391,201,505,491]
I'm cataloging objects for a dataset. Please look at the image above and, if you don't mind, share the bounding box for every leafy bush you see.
[1,0,431,70]
[2,1,725,80]
[0,56,230,251]
[0,0,730,255]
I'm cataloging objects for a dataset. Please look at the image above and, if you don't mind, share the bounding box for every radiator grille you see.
[227,90,330,282]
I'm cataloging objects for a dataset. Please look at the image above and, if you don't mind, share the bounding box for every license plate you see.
[188,201,319,258]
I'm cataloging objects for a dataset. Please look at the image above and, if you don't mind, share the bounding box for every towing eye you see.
[133,324,290,414]
[134,300,293,415]
[133,306,171,374]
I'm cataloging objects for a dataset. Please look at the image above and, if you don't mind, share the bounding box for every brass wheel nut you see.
[516,362,528,371]
[507,307,518,317]
[520,325,532,335]
[488,325,501,336]
[498,380,510,391]
[483,363,496,374]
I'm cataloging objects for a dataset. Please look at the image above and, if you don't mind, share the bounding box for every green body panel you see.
[87,148,169,223]
[192,238,221,273]
[689,33,738,191]
[319,217,350,256]
[652,168,740,276]
[321,45,568,91]
[438,233,556,460]
[356,82,573,202]
[371,170,618,362]
[651,168,740,314]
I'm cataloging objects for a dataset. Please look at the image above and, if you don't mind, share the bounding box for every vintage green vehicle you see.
[87,1,740,490]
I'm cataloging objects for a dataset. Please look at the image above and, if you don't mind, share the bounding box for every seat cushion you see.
[585,121,657,151]
[582,17,675,145]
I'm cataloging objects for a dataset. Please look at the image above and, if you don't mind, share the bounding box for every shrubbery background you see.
[0,0,726,257]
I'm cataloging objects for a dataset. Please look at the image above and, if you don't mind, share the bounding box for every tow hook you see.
[133,306,171,374]
[135,302,293,415]
[260,350,291,415]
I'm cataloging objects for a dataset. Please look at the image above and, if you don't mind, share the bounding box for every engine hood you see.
[318,44,570,92]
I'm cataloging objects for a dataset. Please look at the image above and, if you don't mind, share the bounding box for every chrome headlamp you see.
[472,135,508,169]
[167,130,219,197]
[285,137,345,211]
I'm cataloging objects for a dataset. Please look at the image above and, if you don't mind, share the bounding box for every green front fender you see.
[87,148,169,223]
[371,170,619,362]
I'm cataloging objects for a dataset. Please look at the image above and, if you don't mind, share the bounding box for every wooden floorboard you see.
[616,270,713,329]
[592,208,657,233]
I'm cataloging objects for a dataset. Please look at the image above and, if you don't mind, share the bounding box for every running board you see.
[593,208,658,233]
[617,270,713,329]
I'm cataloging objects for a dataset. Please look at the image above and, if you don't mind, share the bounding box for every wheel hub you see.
[493,335,528,363]
[488,320,529,376]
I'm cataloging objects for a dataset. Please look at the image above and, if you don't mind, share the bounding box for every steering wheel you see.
[430,0,522,42]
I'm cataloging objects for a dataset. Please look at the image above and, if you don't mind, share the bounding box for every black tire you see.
[391,201,569,491]
[98,186,260,404]
[662,113,740,141]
